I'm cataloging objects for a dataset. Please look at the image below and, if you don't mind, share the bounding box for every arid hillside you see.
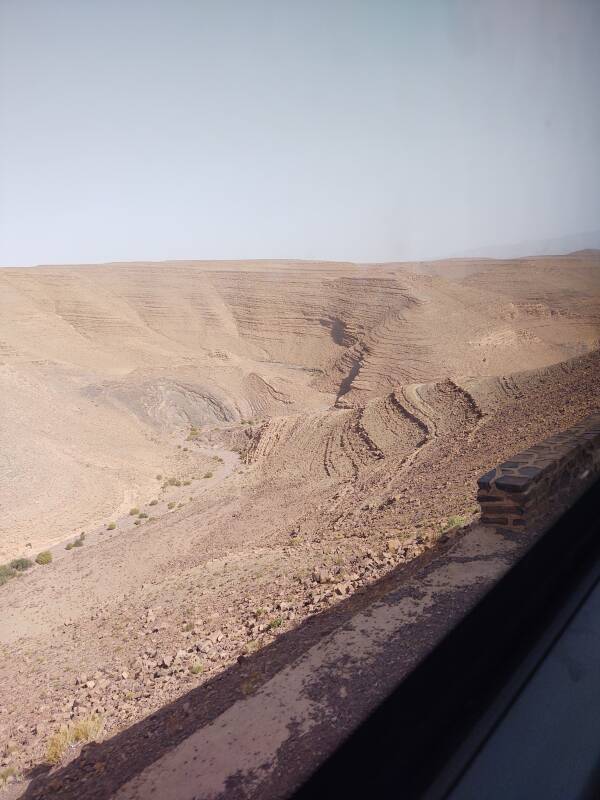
[0,254,599,785]
[1,255,599,560]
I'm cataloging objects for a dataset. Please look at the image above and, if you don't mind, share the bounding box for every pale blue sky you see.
[1,0,599,265]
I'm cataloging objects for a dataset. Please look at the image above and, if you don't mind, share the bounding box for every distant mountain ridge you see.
[456,230,600,260]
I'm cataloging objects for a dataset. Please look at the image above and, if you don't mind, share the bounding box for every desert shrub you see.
[79,532,86,540]
[0,564,16,586]
[442,514,467,532]
[65,543,73,551]
[0,767,17,786]
[134,519,141,526]
[46,716,103,765]
[167,477,181,487]
[149,499,158,506]
[138,512,148,519]
[156,474,162,480]
[267,617,283,630]
[72,538,83,548]
[129,507,140,516]
[10,557,33,572]
[183,479,191,486]
[177,502,184,508]
[167,501,176,510]
[35,551,52,565]
[107,522,116,530]
[45,726,70,764]
[190,661,203,675]
[203,471,213,479]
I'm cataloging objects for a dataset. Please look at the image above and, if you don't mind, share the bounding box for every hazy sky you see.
[1,0,599,265]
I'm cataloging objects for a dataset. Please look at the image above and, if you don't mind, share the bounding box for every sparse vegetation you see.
[129,507,140,516]
[149,499,158,506]
[138,512,148,519]
[0,564,16,586]
[107,522,116,530]
[0,767,17,787]
[65,542,73,550]
[10,557,33,572]
[187,426,200,441]
[72,538,83,547]
[183,479,191,486]
[442,514,467,532]
[168,501,176,509]
[240,671,261,694]
[134,519,141,526]
[190,661,203,675]
[267,616,283,630]
[46,715,103,765]
[203,471,213,479]
[35,551,52,565]
[1,557,35,585]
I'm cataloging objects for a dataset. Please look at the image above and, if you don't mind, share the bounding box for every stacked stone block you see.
[478,411,600,533]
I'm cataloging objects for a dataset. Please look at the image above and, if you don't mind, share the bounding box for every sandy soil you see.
[0,254,599,789]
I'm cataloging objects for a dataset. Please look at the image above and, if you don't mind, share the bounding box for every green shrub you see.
[107,522,116,530]
[190,661,203,675]
[10,557,33,572]
[35,551,53,565]
[0,564,16,586]
[442,514,467,532]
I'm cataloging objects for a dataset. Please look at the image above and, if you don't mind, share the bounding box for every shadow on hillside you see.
[18,545,444,800]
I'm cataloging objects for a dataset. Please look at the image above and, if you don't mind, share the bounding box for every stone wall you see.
[477,411,600,532]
